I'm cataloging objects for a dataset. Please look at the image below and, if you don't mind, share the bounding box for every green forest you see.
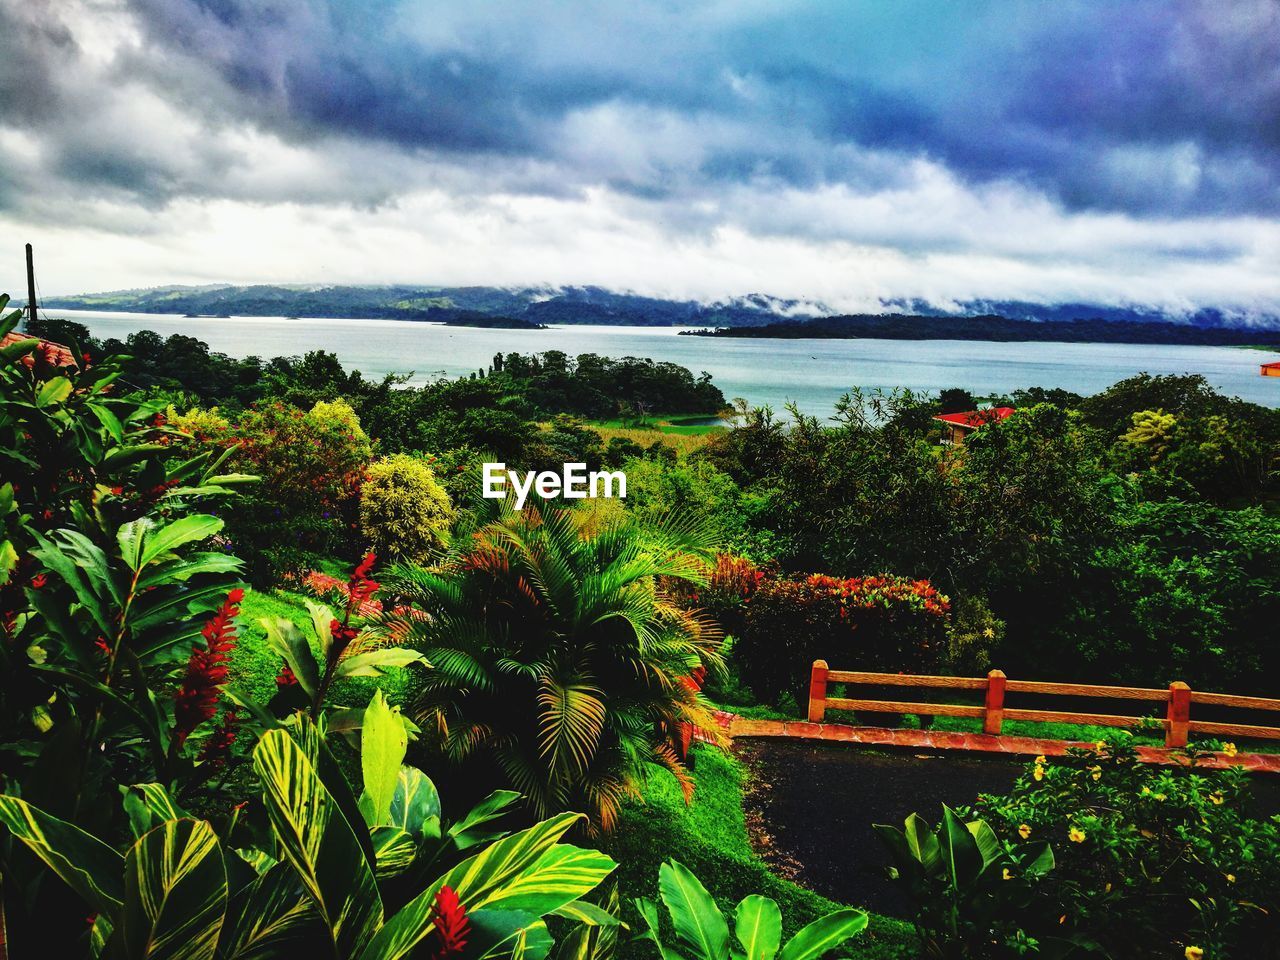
[4,298,1280,960]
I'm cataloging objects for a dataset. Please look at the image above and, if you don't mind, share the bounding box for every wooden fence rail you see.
[806,661,1280,747]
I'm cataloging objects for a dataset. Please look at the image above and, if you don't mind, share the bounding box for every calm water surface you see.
[54,309,1280,418]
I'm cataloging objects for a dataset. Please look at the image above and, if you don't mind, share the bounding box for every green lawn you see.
[603,746,919,960]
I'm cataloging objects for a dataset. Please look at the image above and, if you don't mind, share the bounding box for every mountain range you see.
[40,284,1280,336]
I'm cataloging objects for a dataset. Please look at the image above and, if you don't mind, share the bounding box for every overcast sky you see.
[2,0,1278,316]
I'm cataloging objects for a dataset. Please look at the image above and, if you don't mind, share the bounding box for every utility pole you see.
[25,243,37,332]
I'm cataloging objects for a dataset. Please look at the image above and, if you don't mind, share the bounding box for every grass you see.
[602,746,919,960]
[232,586,410,710]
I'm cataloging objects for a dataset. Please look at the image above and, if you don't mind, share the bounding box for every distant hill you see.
[40,283,1280,335]
[683,314,1280,346]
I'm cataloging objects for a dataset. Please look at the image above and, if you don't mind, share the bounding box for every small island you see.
[442,313,547,330]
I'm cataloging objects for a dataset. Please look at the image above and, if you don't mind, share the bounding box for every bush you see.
[735,574,950,705]
[359,454,454,564]
[971,738,1280,958]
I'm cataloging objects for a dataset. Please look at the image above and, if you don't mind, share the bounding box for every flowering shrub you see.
[223,398,374,582]
[970,737,1280,958]
[359,453,454,565]
[661,552,767,639]
[734,573,951,705]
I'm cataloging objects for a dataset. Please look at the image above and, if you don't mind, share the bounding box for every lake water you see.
[51,309,1280,418]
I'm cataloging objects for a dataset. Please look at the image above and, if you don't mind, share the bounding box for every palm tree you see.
[380,500,725,831]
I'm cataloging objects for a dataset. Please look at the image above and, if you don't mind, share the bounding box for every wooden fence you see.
[806,661,1280,748]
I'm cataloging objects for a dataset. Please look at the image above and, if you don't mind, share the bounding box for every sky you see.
[1,0,1278,317]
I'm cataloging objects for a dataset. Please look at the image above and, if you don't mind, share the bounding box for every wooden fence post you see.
[984,669,1006,735]
[1166,681,1191,747]
[807,660,829,723]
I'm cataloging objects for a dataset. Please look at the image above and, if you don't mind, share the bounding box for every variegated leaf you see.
[121,818,227,960]
[252,729,383,957]
[218,861,318,960]
[0,795,124,917]
[371,826,418,879]
[355,812,589,960]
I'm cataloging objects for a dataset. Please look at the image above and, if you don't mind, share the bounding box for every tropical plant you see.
[260,553,426,719]
[0,691,618,959]
[382,501,726,831]
[633,859,867,960]
[972,737,1280,959]
[875,807,1056,959]
[359,454,455,565]
[1,297,259,795]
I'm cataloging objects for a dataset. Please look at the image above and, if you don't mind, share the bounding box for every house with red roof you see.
[1263,361,1280,378]
[933,406,1015,445]
[1,331,78,372]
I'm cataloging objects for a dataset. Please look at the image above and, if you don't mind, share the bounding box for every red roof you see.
[1263,361,1280,370]
[933,407,1015,428]
[1,331,78,371]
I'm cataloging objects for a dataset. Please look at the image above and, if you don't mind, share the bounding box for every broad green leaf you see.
[260,617,320,698]
[734,896,782,960]
[549,900,623,927]
[0,335,38,363]
[121,783,188,839]
[480,844,616,916]
[306,600,336,659]
[139,515,224,568]
[0,795,125,917]
[101,443,169,474]
[966,819,1003,870]
[773,911,865,960]
[252,729,383,957]
[371,826,418,879]
[939,806,981,885]
[901,812,941,872]
[335,648,428,679]
[121,818,227,960]
[448,789,520,849]
[388,766,441,842]
[635,898,685,960]
[777,910,867,960]
[219,861,317,960]
[356,812,585,960]
[658,859,729,960]
[0,538,17,586]
[360,689,408,827]
[89,402,125,442]
[35,376,73,407]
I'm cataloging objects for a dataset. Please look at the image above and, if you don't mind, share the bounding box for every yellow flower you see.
[1225,873,1236,884]
[1090,765,1102,781]
[1155,793,1167,802]
[1210,793,1224,805]
[1222,742,1238,758]
[1018,823,1032,839]
[1068,826,1086,843]
[1185,947,1204,960]
[1033,765,1045,781]
[1094,740,1106,752]
[1002,868,1013,881]
[1035,755,1047,764]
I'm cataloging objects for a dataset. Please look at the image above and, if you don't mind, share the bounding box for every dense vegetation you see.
[5,296,1280,959]
[684,313,1280,345]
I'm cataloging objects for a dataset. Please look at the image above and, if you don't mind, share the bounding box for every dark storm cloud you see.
[1,0,1278,221]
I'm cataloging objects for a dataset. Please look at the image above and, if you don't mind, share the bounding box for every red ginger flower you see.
[275,662,298,688]
[429,886,469,960]
[173,589,243,747]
